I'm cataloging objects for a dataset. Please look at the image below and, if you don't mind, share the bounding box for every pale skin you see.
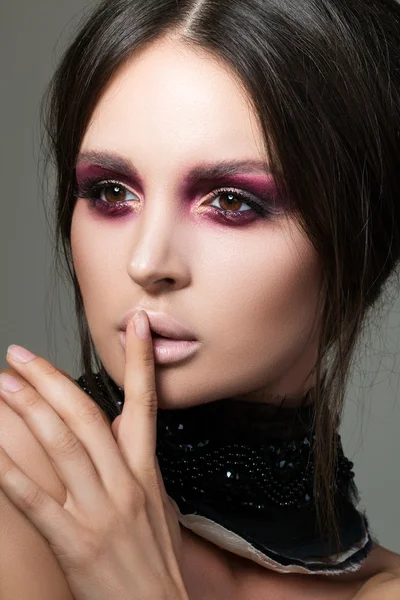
[0,34,399,599]
[0,314,189,600]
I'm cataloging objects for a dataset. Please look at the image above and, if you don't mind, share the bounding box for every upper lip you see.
[119,310,197,341]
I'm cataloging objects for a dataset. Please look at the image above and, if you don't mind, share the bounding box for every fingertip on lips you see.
[130,310,150,340]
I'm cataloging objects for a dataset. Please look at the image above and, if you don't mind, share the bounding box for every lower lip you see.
[119,331,200,364]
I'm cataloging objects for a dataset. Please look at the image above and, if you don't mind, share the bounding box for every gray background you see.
[1,0,399,553]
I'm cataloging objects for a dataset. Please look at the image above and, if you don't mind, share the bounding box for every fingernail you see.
[0,373,25,392]
[7,345,37,363]
[133,311,150,340]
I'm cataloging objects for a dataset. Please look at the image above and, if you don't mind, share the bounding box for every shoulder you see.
[352,570,400,599]
[0,368,73,599]
[350,544,400,599]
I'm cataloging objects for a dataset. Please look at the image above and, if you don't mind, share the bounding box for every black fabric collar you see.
[75,372,374,575]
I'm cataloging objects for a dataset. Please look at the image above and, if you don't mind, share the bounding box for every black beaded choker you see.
[75,372,375,576]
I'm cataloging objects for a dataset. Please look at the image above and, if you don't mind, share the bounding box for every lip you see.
[119,309,197,341]
[119,331,201,364]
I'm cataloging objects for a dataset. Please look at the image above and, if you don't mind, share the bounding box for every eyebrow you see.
[75,150,272,182]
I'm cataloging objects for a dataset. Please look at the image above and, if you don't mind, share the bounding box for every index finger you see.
[118,310,158,475]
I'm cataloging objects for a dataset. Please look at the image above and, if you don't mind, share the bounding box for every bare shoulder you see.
[349,544,400,599]
[351,569,400,599]
[0,368,73,599]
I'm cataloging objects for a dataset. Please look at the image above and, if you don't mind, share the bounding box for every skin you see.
[69,35,400,599]
[71,36,323,409]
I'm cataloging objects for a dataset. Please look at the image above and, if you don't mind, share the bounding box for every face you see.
[70,36,323,409]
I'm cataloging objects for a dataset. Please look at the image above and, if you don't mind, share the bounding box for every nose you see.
[126,197,191,292]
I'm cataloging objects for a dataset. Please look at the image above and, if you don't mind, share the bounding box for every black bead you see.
[75,372,358,512]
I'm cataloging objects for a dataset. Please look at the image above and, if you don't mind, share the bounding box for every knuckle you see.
[76,520,124,567]
[120,482,147,516]
[73,530,101,566]
[0,460,14,479]
[76,401,103,426]
[20,483,46,509]
[52,428,82,458]
[18,391,42,409]
[142,349,155,367]
[37,360,59,378]
[100,508,126,539]
[141,389,158,413]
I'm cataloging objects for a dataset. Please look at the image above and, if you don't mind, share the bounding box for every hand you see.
[0,311,188,600]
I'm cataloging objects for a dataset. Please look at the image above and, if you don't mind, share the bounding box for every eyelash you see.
[73,177,280,221]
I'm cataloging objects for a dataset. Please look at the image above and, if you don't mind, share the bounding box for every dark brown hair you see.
[39,0,400,559]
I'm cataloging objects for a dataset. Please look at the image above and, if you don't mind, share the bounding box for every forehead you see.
[81,38,267,163]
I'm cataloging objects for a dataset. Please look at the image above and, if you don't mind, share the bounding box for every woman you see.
[0,0,399,598]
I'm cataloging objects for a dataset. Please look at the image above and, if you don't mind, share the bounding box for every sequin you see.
[74,371,374,574]
[77,372,355,511]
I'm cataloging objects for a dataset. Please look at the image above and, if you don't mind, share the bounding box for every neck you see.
[229,383,318,408]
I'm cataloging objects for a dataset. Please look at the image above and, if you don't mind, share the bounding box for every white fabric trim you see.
[170,497,370,576]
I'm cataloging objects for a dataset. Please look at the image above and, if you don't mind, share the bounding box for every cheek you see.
[70,202,123,311]
[200,226,322,359]
[259,242,322,343]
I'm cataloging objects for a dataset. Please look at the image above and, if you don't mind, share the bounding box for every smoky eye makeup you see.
[73,163,292,224]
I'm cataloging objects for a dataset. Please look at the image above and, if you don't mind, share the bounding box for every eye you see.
[207,189,256,213]
[94,182,137,204]
[205,187,272,218]
[75,176,280,221]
